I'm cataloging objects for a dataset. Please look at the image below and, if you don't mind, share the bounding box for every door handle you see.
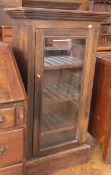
[36,74,41,79]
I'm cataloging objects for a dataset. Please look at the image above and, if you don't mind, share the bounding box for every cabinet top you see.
[0,42,26,104]
[6,7,110,22]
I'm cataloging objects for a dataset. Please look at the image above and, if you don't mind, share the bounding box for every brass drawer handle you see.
[0,145,6,155]
[0,116,5,127]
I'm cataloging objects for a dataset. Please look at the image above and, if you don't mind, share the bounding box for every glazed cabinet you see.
[33,28,94,155]
[6,8,109,175]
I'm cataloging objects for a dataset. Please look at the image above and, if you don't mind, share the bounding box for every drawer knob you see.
[0,145,6,155]
[0,116,5,126]
[36,74,41,79]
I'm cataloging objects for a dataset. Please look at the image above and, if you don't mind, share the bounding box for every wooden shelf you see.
[100,34,111,36]
[97,46,111,51]
[41,112,77,136]
[44,56,83,70]
[45,47,70,51]
[43,84,79,104]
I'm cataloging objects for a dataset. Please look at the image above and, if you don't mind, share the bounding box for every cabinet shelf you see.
[45,47,70,51]
[41,112,77,136]
[44,56,82,70]
[43,84,79,104]
[100,34,111,36]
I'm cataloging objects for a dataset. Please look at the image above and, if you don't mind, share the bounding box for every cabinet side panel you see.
[12,20,36,159]
[77,28,99,143]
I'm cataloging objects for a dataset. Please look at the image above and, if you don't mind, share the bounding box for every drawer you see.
[0,129,24,168]
[0,106,24,131]
[0,163,23,175]
[0,108,16,130]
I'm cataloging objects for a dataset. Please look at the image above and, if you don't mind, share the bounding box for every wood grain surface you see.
[52,140,111,175]
[0,129,24,168]
[0,42,26,104]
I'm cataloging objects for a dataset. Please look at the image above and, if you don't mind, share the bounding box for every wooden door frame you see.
[32,28,99,157]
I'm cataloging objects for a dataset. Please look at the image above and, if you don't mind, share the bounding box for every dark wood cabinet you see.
[6,7,109,174]
[90,51,111,163]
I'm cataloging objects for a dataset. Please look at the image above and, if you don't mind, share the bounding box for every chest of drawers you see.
[0,42,26,174]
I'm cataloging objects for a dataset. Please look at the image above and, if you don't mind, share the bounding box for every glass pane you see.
[40,36,86,151]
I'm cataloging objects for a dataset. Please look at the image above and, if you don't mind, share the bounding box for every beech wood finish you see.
[0,163,23,175]
[6,7,110,175]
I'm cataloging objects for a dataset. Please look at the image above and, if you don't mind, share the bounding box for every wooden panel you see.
[26,144,90,175]
[90,54,111,163]
[76,28,99,143]
[16,105,25,127]
[23,0,89,10]
[0,107,16,131]
[0,105,25,131]
[0,129,24,168]
[23,1,80,10]
[0,163,23,175]
[33,29,43,156]
[6,8,110,22]
[23,0,83,3]
[0,42,26,104]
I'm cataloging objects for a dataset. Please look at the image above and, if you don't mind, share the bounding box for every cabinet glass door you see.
[40,35,86,151]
